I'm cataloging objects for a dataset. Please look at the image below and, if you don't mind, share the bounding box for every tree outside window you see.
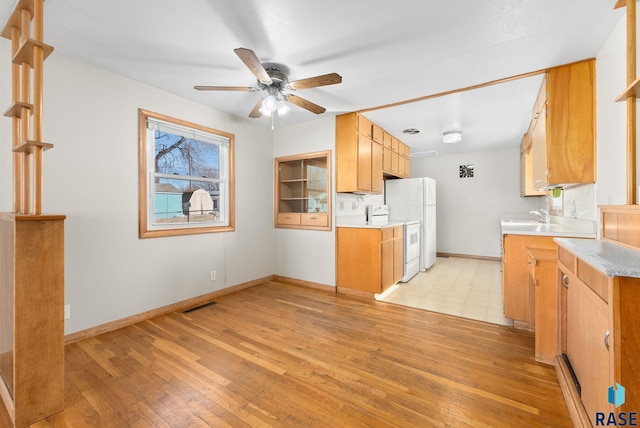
[138,109,235,238]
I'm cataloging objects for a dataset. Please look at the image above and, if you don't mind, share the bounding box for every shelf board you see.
[615,77,640,102]
[3,102,33,118]
[1,0,41,39]
[13,38,54,67]
[280,179,308,183]
[13,140,54,153]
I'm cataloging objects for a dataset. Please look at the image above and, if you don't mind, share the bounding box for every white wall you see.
[0,39,275,334]
[595,16,627,206]
[273,116,337,286]
[411,148,543,258]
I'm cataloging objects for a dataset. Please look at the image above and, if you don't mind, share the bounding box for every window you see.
[138,109,235,238]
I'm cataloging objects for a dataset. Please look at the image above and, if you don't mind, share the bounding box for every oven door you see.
[405,222,420,263]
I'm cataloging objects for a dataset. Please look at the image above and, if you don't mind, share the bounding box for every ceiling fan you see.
[195,48,342,119]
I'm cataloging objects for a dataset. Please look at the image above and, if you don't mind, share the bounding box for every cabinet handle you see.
[604,330,610,351]
[309,216,317,219]
[562,274,569,288]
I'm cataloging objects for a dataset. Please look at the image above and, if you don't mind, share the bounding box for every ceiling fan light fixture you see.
[443,130,462,144]
[259,95,277,116]
[277,100,290,115]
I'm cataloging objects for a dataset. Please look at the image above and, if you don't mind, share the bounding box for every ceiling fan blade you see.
[234,47,273,85]
[194,85,255,91]
[288,73,342,90]
[286,95,326,114]
[248,99,263,118]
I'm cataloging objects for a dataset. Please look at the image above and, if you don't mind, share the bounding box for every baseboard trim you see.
[272,275,336,293]
[437,252,501,262]
[64,275,274,345]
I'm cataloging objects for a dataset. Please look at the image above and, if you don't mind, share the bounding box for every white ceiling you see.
[0,0,624,155]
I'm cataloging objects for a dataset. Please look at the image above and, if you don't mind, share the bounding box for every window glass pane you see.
[154,131,220,179]
[153,178,222,224]
[306,164,327,213]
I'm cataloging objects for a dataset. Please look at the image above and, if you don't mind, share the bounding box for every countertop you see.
[336,221,405,229]
[500,218,596,238]
[555,238,640,278]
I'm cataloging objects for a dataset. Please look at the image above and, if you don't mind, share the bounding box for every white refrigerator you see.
[385,177,437,270]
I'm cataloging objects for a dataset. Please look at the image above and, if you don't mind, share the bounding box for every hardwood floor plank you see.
[1,281,572,427]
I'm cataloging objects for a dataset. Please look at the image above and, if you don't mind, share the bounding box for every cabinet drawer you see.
[558,245,575,272]
[393,226,403,238]
[381,228,394,241]
[577,259,609,303]
[277,213,301,225]
[301,213,328,227]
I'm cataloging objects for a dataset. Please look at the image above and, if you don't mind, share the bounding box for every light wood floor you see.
[2,281,572,427]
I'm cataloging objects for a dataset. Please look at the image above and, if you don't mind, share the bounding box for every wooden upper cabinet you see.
[531,60,596,190]
[337,113,409,193]
[357,114,373,138]
[383,131,393,149]
[336,113,383,193]
[371,140,383,193]
[521,134,545,197]
[372,124,384,144]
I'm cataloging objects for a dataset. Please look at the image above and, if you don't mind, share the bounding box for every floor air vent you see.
[182,301,217,314]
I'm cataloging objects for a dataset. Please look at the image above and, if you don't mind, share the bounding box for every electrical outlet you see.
[64,304,70,320]
[210,270,216,281]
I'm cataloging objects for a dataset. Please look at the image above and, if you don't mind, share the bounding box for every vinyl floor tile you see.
[379,256,514,326]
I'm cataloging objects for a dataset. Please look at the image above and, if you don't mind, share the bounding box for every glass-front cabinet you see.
[275,150,331,230]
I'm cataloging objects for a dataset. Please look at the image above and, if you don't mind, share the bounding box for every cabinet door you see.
[533,258,559,364]
[383,147,393,173]
[357,135,372,192]
[521,134,545,197]
[383,131,393,149]
[393,235,403,284]
[358,115,373,138]
[371,142,383,193]
[546,61,595,185]
[502,234,555,325]
[565,273,612,418]
[372,124,384,144]
[531,107,548,190]
[402,156,410,178]
[337,228,382,293]
[381,239,394,291]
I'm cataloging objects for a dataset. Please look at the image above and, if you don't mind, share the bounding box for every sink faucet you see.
[530,209,550,224]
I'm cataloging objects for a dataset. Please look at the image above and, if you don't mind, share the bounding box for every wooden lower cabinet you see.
[527,247,558,365]
[337,226,403,295]
[556,242,640,426]
[502,234,555,329]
